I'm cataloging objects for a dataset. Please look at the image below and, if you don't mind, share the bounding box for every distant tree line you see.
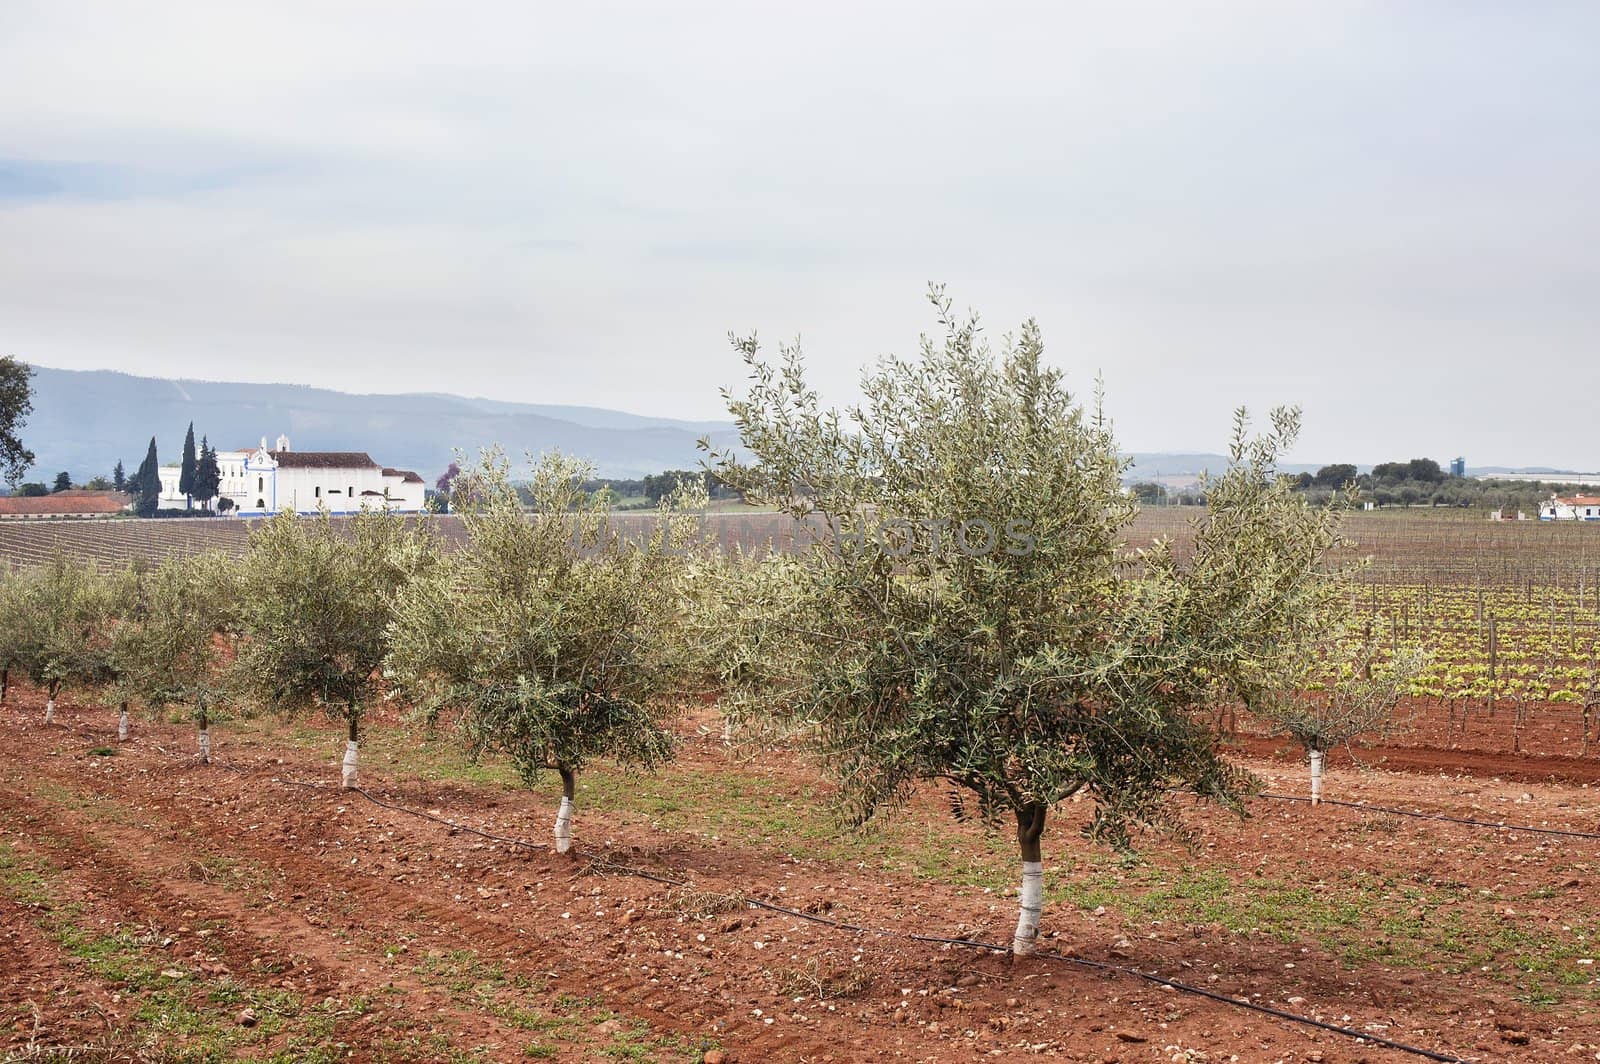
[581,469,740,509]
[428,463,742,514]
[1292,458,1579,511]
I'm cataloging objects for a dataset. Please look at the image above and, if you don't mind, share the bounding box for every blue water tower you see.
[1450,456,1466,478]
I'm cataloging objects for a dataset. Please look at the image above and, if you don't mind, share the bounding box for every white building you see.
[159,435,427,515]
[1540,495,1600,521]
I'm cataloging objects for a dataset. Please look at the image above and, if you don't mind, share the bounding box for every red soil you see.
[5,686,1600,1062]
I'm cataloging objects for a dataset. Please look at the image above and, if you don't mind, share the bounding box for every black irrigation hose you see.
[1257,790,1600,840]
[253,777,1473,1059]
[1031,949,1469,1064]
[353,785,551,852]
[737,896,1469,1063]
[274,776,550,852]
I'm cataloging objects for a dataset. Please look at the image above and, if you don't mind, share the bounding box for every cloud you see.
[0,1,1597,466]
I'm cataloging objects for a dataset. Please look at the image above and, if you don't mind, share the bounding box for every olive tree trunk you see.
[117,701,129,742]
[197,699,210,763]
[1,667,8,705]
[1012,803,1047,956]
[1309,747,1325,806]
[341,710,360,790]
[44,681,60,724]
[554,767,576,854]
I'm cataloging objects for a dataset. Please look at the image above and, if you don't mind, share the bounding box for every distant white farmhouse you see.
[1540,494,1600,521]
[159,435,427,515]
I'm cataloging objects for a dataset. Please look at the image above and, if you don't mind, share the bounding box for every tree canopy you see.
[192,438,221,510]
[388,450,704,850]
[0,356,35,488]
[1313,463,1358,488]
[179,422,198,506]
[111,553,234,760]
[133,438,161,517]
[2,556,117,721]
[233,508,439,785]
[707,287,1356,952]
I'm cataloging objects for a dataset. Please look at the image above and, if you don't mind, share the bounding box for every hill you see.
[21,367,744,483]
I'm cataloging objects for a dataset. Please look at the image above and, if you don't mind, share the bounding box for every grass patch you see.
[0,841,369,1059]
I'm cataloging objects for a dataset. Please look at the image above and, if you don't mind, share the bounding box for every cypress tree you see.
[192,437,222,511]
[179,422,197,509]
[134,437,160,518]
[112,459,125,493]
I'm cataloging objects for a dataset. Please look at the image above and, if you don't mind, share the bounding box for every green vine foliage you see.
[386,450,707,790]
[706,286,1359,849]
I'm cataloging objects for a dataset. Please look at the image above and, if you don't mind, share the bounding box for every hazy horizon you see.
[21,360,1596,473]
[4,3,1598,467]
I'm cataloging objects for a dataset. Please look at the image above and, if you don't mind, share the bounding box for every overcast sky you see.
[2,2,1596,467]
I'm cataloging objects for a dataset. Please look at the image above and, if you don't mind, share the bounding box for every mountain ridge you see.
[22,366,743,482]
[15,365,1576,488]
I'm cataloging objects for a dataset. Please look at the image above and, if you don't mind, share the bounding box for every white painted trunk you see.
[341,740,359,790]
[1309,749,1325,806]
[117,708,129,742]
[721,716,732,744]
[1012,860,1044,955]
[198,727,211,763]
[44,697,54,724]
[554,796,573,854]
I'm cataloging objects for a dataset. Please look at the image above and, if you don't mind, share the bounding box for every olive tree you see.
[706,288,1354,955]
[388,451,703,853]
[86,564,144,742]
[1257,638,1424,804]
[112,554,232,762]
[0,565,21,705]
[4,557,116,723]
[232,509,438,788]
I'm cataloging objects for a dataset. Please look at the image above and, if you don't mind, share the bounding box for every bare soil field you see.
[5,685,1600,1062]
[1230,696,1600,769]
[7,509,1598,580]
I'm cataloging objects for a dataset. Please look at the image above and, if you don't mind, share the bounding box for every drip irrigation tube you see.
[739,896,1468,1063]
[1258,791,1600,840]
[274,777,549,851]
[353,785,551,852]
[304,779,1470,1063]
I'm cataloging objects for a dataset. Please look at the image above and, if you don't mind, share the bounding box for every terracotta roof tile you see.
[268,451,379,469]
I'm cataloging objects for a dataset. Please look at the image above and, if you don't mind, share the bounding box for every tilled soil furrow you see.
[4,761,821,1060]
[0,781,607,1061]
[5,702,1565,1062]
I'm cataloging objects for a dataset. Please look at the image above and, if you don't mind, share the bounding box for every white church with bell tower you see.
[158,433,427,515]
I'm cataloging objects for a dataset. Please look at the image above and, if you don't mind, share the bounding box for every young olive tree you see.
[0,565,21,705]
[84,564,144,742]
[388,451,703,853]
[1257,638,1424,804]
[233,509,439,788]
[707,288,1354,955]
[5,557,116,723]
[112,554,233,762]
